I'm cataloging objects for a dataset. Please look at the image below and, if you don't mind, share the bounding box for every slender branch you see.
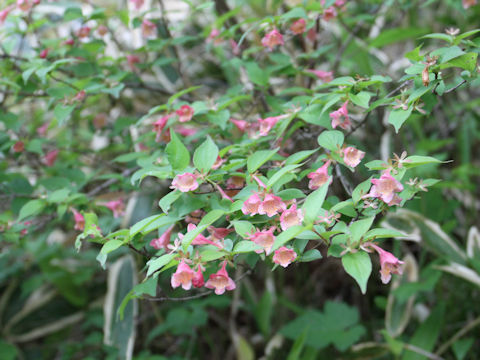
[86,167,138,197]
[435,315,480,356]
[444,80,467,94]
[404,343,444,360]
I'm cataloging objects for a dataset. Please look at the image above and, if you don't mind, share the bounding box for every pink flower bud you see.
[306,69,334,83]
[71,208,85,231]
[171,173,199,192]
[463,0,477,9]
[273,246,297,268]
[13,141,24,153]
[205,261,236,295]
[323,7,337,21]
[192,267,205,288]
[102,199,125,218]
[126,54,141,71]
[44,149,59,167]
[37,122,49,136]
[39,49,49,59]
[64,38,75,46]
[258,114,288,136]
[73,90,86,102]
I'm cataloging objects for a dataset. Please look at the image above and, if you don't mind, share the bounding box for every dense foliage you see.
[1,0,480,359]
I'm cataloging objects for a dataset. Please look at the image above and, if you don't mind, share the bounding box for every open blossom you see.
[171,260,195,290]
[103,199,125,218]
[248,227,276,255]
[13,141,24,153]
[17,0,33,12]
[290,18,306,35]
[212,156,225,170]
[192,267,205,288]
[343,146,365,168]
[207,29,222,45]
[171,173,199,193]
[205,261,236,295]
[368,170,404,205]
[230,119,249,132]
[261,29,284,50]
[208,226,234,241]
[258,115,288,136]
[463,0,477,9]
[141,19,156,38]
[44,149,59,167]
[71,208,85,231]
[126,54,141,71]
[153,114,172,142]
[369,243,404,284]
[280,204,303,231]
[176,105,194,123]
[150,225,174,250]
[273,247,297,268]
[307,69,334,83]
[323,6,337,21]
[330,101,351,130]
[241,192,262,215]
[258,193,286,217]
[76,26,91,38]
[307,161,331,190]
[130,0,144,9]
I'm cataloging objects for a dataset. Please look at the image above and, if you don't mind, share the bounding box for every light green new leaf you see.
[165,131,190,171]
[342,251,372,294]
[193,136,219,173]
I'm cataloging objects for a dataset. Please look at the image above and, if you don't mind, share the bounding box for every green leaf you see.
[165,131,190,171]
[388,106,413,133]
[349,92,371,109]
[47,188,70,203]
[18,199,46,221]
[272,225,305,251]
[54,104,75,125]
[130,214,164,237]
[167,86,201,106]
[199,249,226,262]
[245,62,269,87]
[100,239,124,255]
[285,149,318,165]
[147,253,176,277]
[299,249,323,262]
[232,241,262,254]
[349,217,375,244]
[403,155,444,168]
[352,178,371,204]
[247,148,279,173]
[444,52,478,73]
[364,228,406,240]
[266,164,301,189]
[317,130,344,151]
[158,191,182,214]
[302,182,329,225]
[232,220,256,239]
[405,45,423,62]
[370,28,429,48]
[342,251,372,294]
[193,136,219,173]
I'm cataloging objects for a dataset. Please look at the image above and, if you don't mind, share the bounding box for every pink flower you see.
[368,170,404,205]
[273,246,297,268]
[369,243,404,284]
[330,101,351,130]
[258,193,286,217]
[230,118,249,132]
[171,173,199,192]
[230,39,240,55]
[17,0,33,12]
[307,161,331,190]
[150,225,174,250]
[73,90,86,102]
[153,114,172,142]
[0,6,14,24]
[37,122,49,136]
[44,149,59,167]
[39,49,49,59]
[323,7,337,21]
[248,227,276,255]
[258,114,288,136]
[192,267,205,288]
[76,26,91,38]
[171,260,195,290]
[130,0,144,9]
[176,105,194,123]
[205,261,236,295]
[175,125,198,137]
[97,25,108,36]
[241,192,262,215]
[208,226,234,240]
[207,29,222,45]
[215,184,233,202]
[342,146,365,168]
[71,208,85,231]
[211,156,225,170]
[306,69,334,83]
[279,204,303,230]
[13,141,24,153]
[103,199,125,218]
[127,54,141,71]
[261,29,284,50]
[290,19,306,35]
[141,19,156,38]
[463,0,477,9]
[180,223,222,248]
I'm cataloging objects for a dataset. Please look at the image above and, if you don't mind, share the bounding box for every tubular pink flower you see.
[230,118,249,132]
[330,101,351,130]
[175,125,198,137]
[208,226,234,240]
[463,0,477,9]
[179,224,222,248]
[369,243,404,284]
[258,194,287,217]
[273,246,297,268]
[37,122,49,136]
[130,0,144,9]
[342,146,365,168]
[153,114,172,142]
[241,192,262,215]
[307,161,331,190]
[171,260,195,290]
[150,225,174,250]
[171,173,199,193]
[103,199,125,218]
[126,54,141,71]
[280,204,304,231]
[323,6,337,21]
[369,170,404,204]
[290,18,306,35]
[258,114,288,136]
[44,149,59,167]
[230,39,240,55]
[192,267,205,288]
[205,261,236,295]
[141,19,156,38]
[176,105,194,123]
[71,208,85,231]
[306,69,334,83]
[215,184,233,202]
[261,29,284,50]
[248,227,276,255]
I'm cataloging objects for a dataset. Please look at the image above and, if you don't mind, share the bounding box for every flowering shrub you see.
[1,0,480,358]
